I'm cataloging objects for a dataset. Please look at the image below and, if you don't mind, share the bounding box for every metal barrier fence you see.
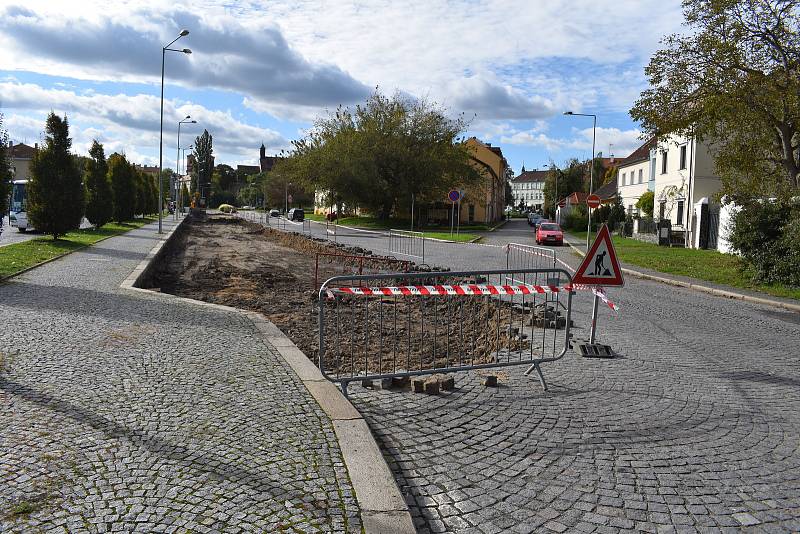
[506,243,557,271]
[388,229,425,262]
[313,252,412,289]
[318,268,573,395]
[325,220,338,243]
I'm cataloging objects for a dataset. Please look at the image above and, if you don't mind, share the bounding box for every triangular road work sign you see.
[573,224,625,287]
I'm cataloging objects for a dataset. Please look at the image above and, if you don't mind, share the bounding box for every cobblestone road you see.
[0,219,361,533]
[303,218,800,532]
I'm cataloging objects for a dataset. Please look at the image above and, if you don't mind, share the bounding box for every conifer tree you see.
[28,113,85,239]
[84,140,113,228]
[109,153,136,223]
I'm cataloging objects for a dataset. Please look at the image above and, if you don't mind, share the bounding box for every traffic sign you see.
[288,194,293,203]
[586,194,601,209]
[572,224,624,287]
[448,190,461,203]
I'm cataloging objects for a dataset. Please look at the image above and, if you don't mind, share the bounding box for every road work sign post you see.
[572,224,624,355]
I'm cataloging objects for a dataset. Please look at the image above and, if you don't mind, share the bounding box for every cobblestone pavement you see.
[303,218,800,532]
[0,219,361,533]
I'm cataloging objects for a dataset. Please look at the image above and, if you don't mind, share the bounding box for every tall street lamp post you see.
[563,111,597,252]
[285,182,292,214]
[175,116,196,220]
[158,29,191,233]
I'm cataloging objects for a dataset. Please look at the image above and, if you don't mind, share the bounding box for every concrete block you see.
[423,378,440,395]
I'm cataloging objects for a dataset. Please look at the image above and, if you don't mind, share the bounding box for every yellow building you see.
[421,137,508,225]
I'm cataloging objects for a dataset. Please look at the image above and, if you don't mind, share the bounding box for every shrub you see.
[728,199,799,286]
[218,203,237,213]
[636,191,655,217]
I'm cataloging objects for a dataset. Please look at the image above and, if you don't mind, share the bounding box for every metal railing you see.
[506,243,557,271]
[318,268,573,395]
[313,252,412,289]
[388,229,425,262]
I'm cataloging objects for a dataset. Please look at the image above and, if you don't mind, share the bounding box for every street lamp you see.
[158,29,191,233]
[175,116,196,219]
[285,182,292,214]
[563,111,597,252]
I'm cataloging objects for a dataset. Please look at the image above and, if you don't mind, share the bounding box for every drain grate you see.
[575,343,616,358]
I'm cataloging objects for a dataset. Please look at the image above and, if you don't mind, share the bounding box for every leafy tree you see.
[84,140,113,228]
[192,130,214,200]
[213,164,237,192]
[281,90,480,219]
[150,175,158,213]
[0,114,11,229]
[631,0,800,201]
[636,190,655,217]
[109,153,136,222]
[28,113,85,239]
[180,183,190,208]
[542,160,586,218]
[505,180,514,207]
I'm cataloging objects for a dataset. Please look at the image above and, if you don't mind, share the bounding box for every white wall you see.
[717,200,739,254]
[617,159,650,214]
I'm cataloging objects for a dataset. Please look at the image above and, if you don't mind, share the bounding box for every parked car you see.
[269,209,281,217]
[288,208,305,221]
[535,218,551,229]
[528,213,542,226]
[218,203,237,214]
[536,222,564,246]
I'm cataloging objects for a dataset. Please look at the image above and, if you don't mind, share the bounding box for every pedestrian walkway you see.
[0,218,361,533]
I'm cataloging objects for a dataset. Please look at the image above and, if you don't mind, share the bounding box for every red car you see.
[536,222,564,246]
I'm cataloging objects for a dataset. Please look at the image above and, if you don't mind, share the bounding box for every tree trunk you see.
[776,123,800,189]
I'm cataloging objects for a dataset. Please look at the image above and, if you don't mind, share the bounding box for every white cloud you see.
[0,82,287,167]
[501,126,643,157]
[0,4,371,117]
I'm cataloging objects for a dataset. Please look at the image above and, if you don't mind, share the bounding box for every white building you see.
[652,135,721,232]
[510,168,547,209]
[617,137,656,216]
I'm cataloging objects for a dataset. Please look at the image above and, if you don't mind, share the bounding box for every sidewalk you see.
[0,218,362,533]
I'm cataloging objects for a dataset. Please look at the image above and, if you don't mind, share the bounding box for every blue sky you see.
[0,0,685,175]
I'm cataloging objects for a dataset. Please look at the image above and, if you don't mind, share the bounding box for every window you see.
[621,172,626,185]
[679,145,687,170]
[638,169,643,184]
[659,200,666,220]
[676,199,685,225]
[661,151,668,174]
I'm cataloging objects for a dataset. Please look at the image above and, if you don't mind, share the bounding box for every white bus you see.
[9,179,32,231]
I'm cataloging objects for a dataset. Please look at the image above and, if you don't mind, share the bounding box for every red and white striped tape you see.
[330,284,564,297]
[556,257,620,312]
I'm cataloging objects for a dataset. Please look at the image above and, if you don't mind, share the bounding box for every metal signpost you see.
[586,194,601,250]
[448,189,460,236]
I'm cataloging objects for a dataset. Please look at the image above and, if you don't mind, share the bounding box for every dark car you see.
[288,208,305,221]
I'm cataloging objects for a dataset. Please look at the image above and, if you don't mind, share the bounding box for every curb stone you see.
[563,235,800,314]
[120,216,415,534]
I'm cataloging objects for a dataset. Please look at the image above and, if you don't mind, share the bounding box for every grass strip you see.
[0,218,155,279]
[566,230,800,300]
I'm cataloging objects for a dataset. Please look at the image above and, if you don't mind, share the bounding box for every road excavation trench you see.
[146,214,556,374]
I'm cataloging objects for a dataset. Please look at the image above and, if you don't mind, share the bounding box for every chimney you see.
[34,143,38,150]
